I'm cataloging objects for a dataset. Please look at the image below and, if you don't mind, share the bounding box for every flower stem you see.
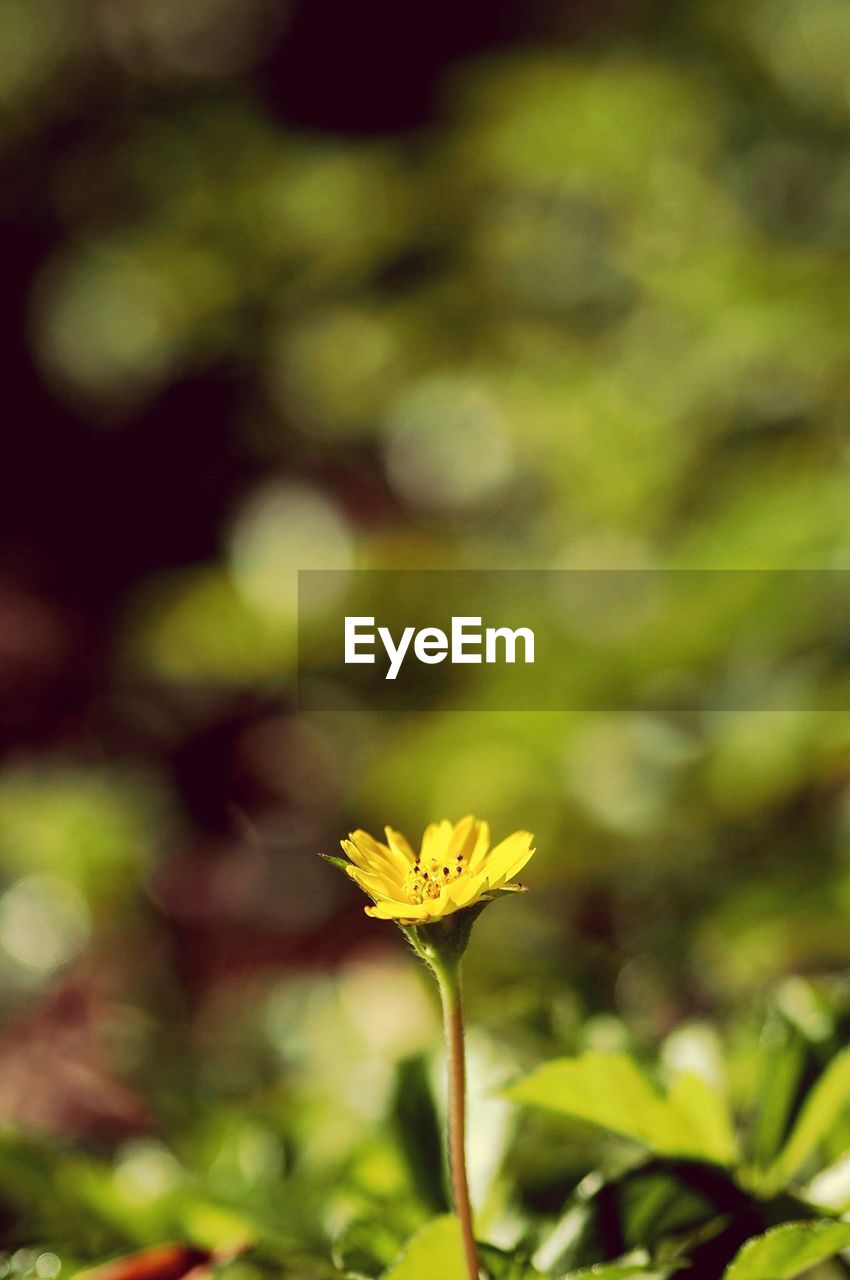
[437,965,480,1280]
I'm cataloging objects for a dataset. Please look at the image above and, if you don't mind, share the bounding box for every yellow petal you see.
[343,832,406,883]
[420,819,453,861]
[365,900,435,921]
[384,826,416,867]
[424,892,455,919]
[346,864,410,905]
[447,815,482,862]
[342,818,535,927]
[466,821,491,874]
[484,831,535,890]
[444,873,486,910]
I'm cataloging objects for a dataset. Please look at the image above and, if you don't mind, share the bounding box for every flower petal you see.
[420,820,453,861]
[444,873,486,909]
[483,831,535,890]
[365,900,435,921]
[384,826,416,868]
[466,821,491,874]
[345,864,411,905]
[448,815,479,861]
[343,831,406,884]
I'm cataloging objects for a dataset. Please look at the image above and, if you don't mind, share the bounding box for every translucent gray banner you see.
[297,570,850,711]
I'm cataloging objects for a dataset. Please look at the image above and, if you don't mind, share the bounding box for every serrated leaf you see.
[383,1217,467,1280]
[504,1052,734,1164]
[767,1047,850,1189]
[724,1220,850,1279]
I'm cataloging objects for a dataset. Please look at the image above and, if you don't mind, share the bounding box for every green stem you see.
[436,963,480,1280]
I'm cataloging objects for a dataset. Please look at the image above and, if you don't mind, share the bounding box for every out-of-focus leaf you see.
[391,1055,447,1215]
[724,1220,850,1279]
[331,1218,405,1279]
[178,1201,255,1252]
[766,1047,850,1189]
[536,1158,750,1275]
[381,1217,466,1280]
[0,766,164,905]
[751,1012,807,1173]
[478,1243,542,1279]
[666,1073,738,1166]
[561,1258,667,1280]
[562,1271,659,1279]
[505,1053,735,1163]
[805,1150,850,1211]
[215,1249,347,1280]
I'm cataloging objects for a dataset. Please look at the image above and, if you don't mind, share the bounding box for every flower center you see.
[403,852,467,905]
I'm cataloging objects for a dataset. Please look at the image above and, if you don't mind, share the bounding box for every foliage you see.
[0,979,850,1278]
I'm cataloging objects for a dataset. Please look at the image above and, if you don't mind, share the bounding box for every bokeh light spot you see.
[384,375,514,515]
[228,482,354,621]
[98,0,283,80]
[0,874,90,972]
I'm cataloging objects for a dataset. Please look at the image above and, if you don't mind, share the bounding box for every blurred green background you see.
[4,0,850,1274]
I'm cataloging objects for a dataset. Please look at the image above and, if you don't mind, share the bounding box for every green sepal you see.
[398,901,489,988]
[319,852,350,872]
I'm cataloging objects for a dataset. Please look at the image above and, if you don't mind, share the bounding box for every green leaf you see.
[533,1158,741,1275]
[767,1047,850,1189]
[478,1243,543,1280]
[562,1266,664,1279]
[666,1072,738,1166]
[383,1217,467,1280]
[724,1220,850,1279]
[751,1014,807,1173]
[391,1055,448,1216]
[332,1217,405,1278]
[504,1052,735,1164]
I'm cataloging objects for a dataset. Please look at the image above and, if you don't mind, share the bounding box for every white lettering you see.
[485,626,535,664]
[343,616,535,679]
[414,628,448,664]
[379,625,415,680]
[345,616,376,663]
[451,616,483,664]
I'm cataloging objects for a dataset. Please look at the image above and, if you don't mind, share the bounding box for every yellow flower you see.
[339,815,535,924]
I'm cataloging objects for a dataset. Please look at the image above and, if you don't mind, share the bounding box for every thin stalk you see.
[437,965,480,1280]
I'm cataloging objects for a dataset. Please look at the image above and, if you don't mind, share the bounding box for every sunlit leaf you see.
[505,1052,735,1163]
[666,1073,738,1166]
[382,1217,466,1280]
[724,1220,850,1279]
[767,1047,850,1189]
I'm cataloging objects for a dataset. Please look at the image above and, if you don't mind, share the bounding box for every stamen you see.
[404,850,468,902]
